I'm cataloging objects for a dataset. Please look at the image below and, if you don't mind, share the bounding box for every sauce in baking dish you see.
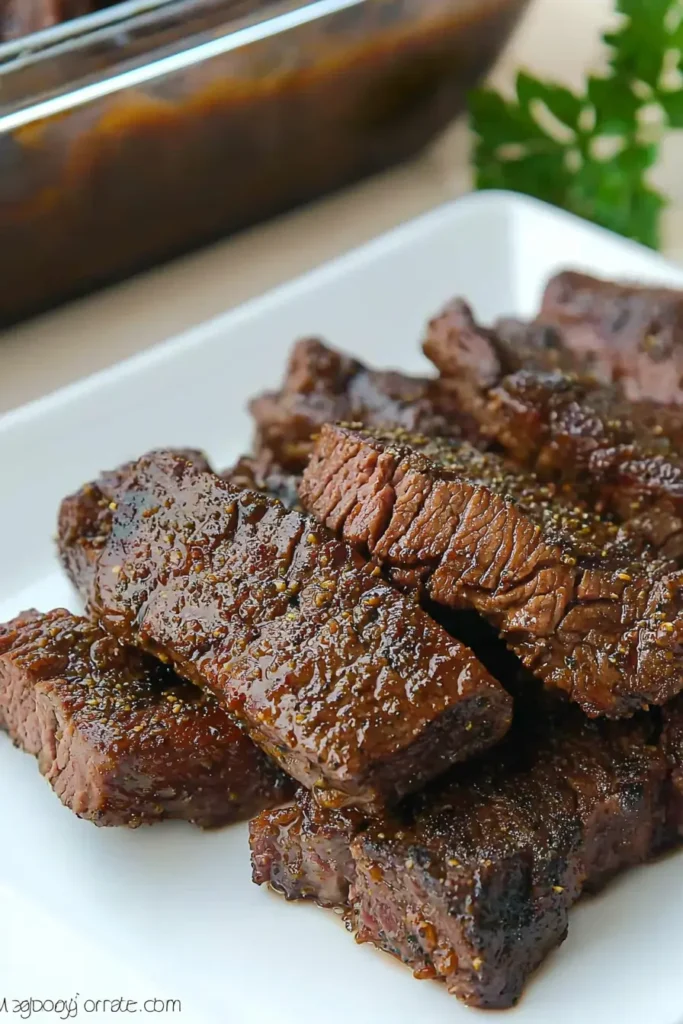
[0,0,526,324]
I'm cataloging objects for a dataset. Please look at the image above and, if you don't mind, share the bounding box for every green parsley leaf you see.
[605,0,673,88]
[515,72,584,131]
[469,0,681,249]
[587,76,640,135]
[660,88,683,127]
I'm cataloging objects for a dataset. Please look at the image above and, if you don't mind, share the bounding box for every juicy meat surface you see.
[58,448,212,601]
[539,271,683,403]
[483,371,683,558]
[250,789,364,906]
[249,337,471,473]
[0,609,293,826]
[251,702,670,1009]
[424,298,585,386]
[222,454,302,510]
[88,450,512,809]
[661,695,683,834]
[423,299,683,560]
[300,424,683,717]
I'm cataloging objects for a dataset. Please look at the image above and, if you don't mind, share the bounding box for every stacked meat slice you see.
[423,270,683,405]
[3,445,512,821]
[0,449,295,826]
[250,270,683,1008]
[0,609,291,826]
[251,695,680,1008]
[538,271,683,403]
[249,336,472,477]
[424,294,683,558]
[5,266,683,1010]
[83,450,511,809]
[300,424,683,717]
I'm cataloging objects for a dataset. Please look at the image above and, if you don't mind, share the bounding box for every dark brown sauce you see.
[0,0,526,325]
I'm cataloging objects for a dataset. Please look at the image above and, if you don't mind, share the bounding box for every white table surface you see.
[5,0,674,415]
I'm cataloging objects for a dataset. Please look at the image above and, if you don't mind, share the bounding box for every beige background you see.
[2,0,681,415]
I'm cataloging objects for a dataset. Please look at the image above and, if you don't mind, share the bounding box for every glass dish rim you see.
[0,0,368,128]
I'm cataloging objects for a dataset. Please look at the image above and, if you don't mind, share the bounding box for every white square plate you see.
[2,192,683,1024]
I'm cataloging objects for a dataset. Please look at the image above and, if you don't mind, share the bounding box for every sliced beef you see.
[249,337,471,474]
[661,694,683,834]
[423,298,584,387]
[250,789,364,906]
[424,300,683,559]
[87,450,512,810]
[539,271,683,403]
[57,449,302,824]
[483,371,683,556]
[300,424,683,718]
[58,448,212,601]
[0,609,293,827]
[250,704,669,1009]
[352,711,668,1008]
[222,454,302,510]
[0,610,40,732]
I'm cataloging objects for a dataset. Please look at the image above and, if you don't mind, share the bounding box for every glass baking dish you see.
[0,0,527,326]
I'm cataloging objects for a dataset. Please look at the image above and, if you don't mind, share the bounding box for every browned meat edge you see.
[86,449,511,810]
[58,447,212,601]
[0,609,293,826]
[423,299,683,560]
[250,700,675,1009]
[222,454,302,510]
[300,424,683,717]
[539,271,683,404]
[250,788,363,907]
[249,336,473,474]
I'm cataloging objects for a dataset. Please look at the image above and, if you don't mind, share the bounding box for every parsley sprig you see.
[470,0,683,249]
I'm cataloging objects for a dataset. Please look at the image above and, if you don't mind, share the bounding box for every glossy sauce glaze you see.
[0,608,293,826]
[251,698,674,1009]
[300,423,683,717]
[88,449,512,810]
